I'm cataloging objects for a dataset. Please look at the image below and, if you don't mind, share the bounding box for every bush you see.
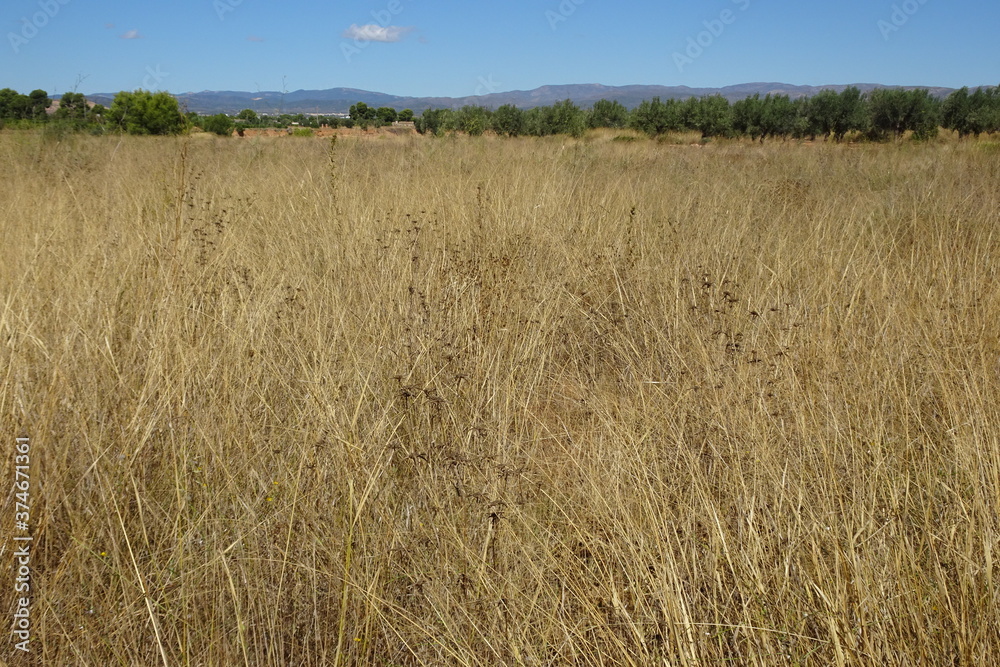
[491,104,524,137]
[109,90,185,135]
[200,114,234,137]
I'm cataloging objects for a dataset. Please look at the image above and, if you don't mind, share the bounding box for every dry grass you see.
[2,130,999,665]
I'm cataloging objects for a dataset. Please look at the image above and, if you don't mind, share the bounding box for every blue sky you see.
[1,0,997,98]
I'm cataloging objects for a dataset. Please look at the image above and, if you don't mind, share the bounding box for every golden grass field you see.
[2,130,999,665]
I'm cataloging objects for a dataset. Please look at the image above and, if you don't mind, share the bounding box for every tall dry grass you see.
[1,130,999,665]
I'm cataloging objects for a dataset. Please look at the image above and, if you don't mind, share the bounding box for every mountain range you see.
[84,82,962,115]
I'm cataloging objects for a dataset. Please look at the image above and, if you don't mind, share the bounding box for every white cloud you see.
[341,23,413,43]
[120,29,142,39]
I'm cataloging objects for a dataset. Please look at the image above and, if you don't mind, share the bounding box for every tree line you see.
[2,86,999,142]
[0,89,183,135]
[0,88,365,136]
[413,86,1000,142]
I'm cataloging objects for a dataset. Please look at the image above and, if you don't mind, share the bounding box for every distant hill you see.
[83,82,963,115]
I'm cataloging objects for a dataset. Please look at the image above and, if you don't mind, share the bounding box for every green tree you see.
[109,90,185,135]
[491,104,524,137]
[911,91,941,140]
[679,97,701,132]
[831,87,867,141]
[200,113,234,136]
[45,91,92,134]
[805,90,838,140]
[867,88,939,141]
[376,106,398,124]
[805,88,866,141]
[942,88,972,136]
[789,97,812,139]
[731,94,765,141]
[976,87,1000,134]
[0,88,24,119]
[587,99,629,129]
[546,99,586,137]
[0,88,14,117]
[521,107,545,136]
[965,88,990,137]
[348,102,366,120]
[942,87,999,138]
[27,89,51,120]
[630,97,683,136]
[237,108,258,123]
[415,108,452,135]
[55,92,88,120]
[690,95,731,139]
[349,102,377,128]
[76,103,107,134]
[454,105,490,136]
[760,94,798,140]
[0,89,51,121]
[866,89,906,140]
[398,108,415,122]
